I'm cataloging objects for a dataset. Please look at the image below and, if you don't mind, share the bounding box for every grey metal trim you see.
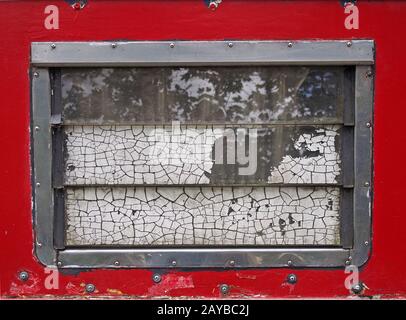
[32,68,55,266]
[351,66,374,266]
[58,248,349,268]
[31,41,374,67]
[30,40,374,269]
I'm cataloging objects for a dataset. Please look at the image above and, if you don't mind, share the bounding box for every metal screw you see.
[287,274,297,284]
[220,284,229,295]
[345,260,351,265]
[288,42,293,48]
[228,42,233,48]
[51,43,56,49]
[36,182,41,187]
[37,242,42,247]
[351,283,363,295]
[152,274,162,283]
[169,43,175,48]
[365,241,369,246]
[18,271,29,282]
[33,72,39,78]
[35,126,40,131]
[171,260,177,266]
[287,260,293,266]
[114,260,120,266]
[85,283,96,293]
[111,43,117,49]
[347,41,352,47]
[366,122,371,128]
[229,260,235,267]
[366,70,373,77]
[57,261,62,267]
[364,182,370,187]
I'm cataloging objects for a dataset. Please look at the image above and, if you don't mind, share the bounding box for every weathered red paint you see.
[1,0,406,299]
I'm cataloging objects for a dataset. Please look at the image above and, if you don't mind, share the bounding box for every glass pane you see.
[64,125,341,185]
[65,186,341,247]
[61,66,346,124]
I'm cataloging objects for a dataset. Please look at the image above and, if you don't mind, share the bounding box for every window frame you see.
[31,40,374,269]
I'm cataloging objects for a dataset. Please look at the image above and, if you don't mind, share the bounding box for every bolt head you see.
[220,284,229,294]
[152,274,162,283]
[347,41,352,47]
[169,43,175,48]
[366,122,371,128]
[364,182,370,187]
[85,283,96,293]
[111,43,117,49]
[114,261,120,266]
[229,260,235,266]
[288,42,293,48]
[367,70,373,77]
[171,260,177,266]
[33,72,39,78]
[287,273,297,284]
[365,241,369,246]
[18,271,29,282]
[287,260,293,266]
[36,182,41,187]
[35,126,40,131]
[51,43,56,49]
[57,261,62,267]
[352,283,363,295]
[228,42,233,48]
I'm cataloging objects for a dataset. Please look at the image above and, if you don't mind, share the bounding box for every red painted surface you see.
[1,0,406,299]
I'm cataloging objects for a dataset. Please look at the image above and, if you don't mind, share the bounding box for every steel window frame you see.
[31,40,374,269]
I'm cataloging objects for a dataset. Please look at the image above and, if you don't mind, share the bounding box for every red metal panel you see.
[0,0,405,299]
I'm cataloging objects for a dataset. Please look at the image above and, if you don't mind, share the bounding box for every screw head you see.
[85,283,96,293]
[366,122,371,128]
[229,260,235,267]
[111,43,117,49]
[57,261,62,267]
[347,41,352,47]
[171,260,177,266]
[366,70,373,77]
[220,284,229,294]
[169,43,175,48]
[36,182,41,187]
[287,273,297,284]
[33,72,39,78]
[18,271,29,282]
[365,241,369,246]
[228,42,233,48]
[51,43,56,49]
[364,181,370,187]
[351,283,363,295]
[35,126,40,131]
[288,42,293,48]
[114,260,120,266]
[287,260,293,266]
[152,274,162,283]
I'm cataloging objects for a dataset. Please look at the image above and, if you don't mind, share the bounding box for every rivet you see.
[366,70,373,77]
[229,260,235,267]
[114,260,120,266]
[169,43,175,48]
[57,261,62,267]
[364,182,370,187]
[287,260,293,266]
[220,284,229,295]
[366,122,371,128]
[287,273,297,284]
[152,274,162,283]
[351,283,363,295]
[33,72,39,78]
[35,126,40,131]
[85,283,96,293]
[347,41,352,47]
[288,42,293,48]
[228,42,233,48]
[171,260,177,266]
[111,43,117,49]
[18,271,29,282]
[36,182,41,187]
[365,241,369,246]
[51,43,56,49]
[37,242,42,247]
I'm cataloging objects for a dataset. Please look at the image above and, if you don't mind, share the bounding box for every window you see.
[31,41,374,268]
